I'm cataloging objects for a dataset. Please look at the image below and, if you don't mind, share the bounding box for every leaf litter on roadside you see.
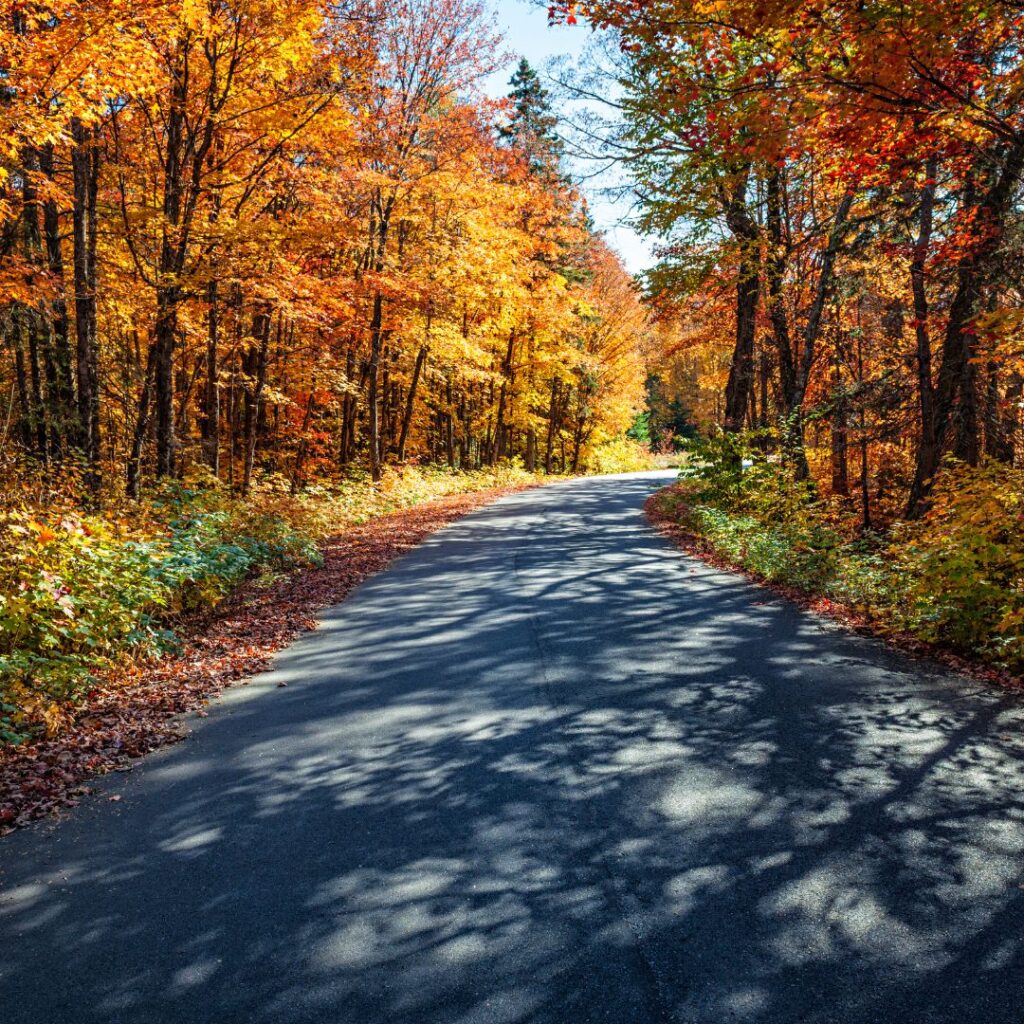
[0,486,532,836]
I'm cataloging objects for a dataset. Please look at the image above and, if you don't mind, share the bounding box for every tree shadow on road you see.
[2,475,1024,1024]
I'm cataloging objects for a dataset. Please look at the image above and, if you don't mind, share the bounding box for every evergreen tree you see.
[501,59,593,281]
[501,59,565,184]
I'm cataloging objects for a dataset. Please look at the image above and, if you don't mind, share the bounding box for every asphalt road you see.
[3,471,1024,1024]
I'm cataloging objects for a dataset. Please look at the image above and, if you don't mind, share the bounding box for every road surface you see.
[2,471,1024,1023]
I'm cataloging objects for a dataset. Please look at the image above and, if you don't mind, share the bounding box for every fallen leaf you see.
[0,485,535,836]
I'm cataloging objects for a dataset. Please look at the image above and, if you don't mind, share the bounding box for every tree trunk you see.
[766,168,796,412]
[908,156,938,508]
[18,154,50,465]
[39,144,78,454]
[444,377,455,467]
[71,118,101,485]
[11,311,34,451]
[954,339,980,465]
[722,195,760,433]
[571,413,586,474]
[25,312,49,463]
[152,293,178,477]
[494,330,516,461]
[397,345,428,462]
[242,309,271,496]
[368,292,384,481]
[983,360,1011,461]
[544,378,559,474]
[1002,372,1023,467]
[831,401,849,496]
[291,389,317,493]
[856,331,871,531]
[787,190,855,476]
[758,351,770,428]
[202,279,220,474]
[908,140,1024,514]
[339,346,355,466]
[127,343,158,499]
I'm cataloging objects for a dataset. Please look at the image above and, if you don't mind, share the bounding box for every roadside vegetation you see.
[550,1,1024,679]
[0,462,563,744]
[0,0,659,748]
[653,433,1024,673]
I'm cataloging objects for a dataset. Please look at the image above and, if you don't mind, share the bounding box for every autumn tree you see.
[0,0,653,503]
[554,0,1024,512]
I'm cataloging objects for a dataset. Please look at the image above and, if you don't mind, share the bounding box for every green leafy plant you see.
[889,461,1024,663]
[667,447,1024,669]
[0,464,541,744]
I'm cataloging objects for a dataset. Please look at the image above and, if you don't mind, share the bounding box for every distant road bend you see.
[2,471,1024,1023]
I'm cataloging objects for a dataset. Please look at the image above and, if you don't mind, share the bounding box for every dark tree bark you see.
[397,345,428,462]
[11,320,33,451]
[983,359,1013,461]
[202,279,221,475]
[367,292,385,480]
[71,118,101,484]
[831,392,849,496]
[242,309,272,495]
[787,190,855,476]
[1000,372,1023,466]
[722,173,761,433]
[339,345,355,466]
[493,330,516,461]
[856,330,872,532]
[766,167,796,412]
[908,140,1024,514]
[290,389,317,494]
[907,155,939,511]
[19,149,51,464]
[953,340,980,464]
[444,376,455,467]
[364,191,398,482]
[152,75,186,480]
[570,384,592,474]
[25,312,49,462]
[39,144,78,453]
[127,343,158,499]
[544,377,561,474]
[758,350,770,428]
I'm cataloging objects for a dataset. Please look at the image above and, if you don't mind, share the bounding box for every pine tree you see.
[501,59,565,184]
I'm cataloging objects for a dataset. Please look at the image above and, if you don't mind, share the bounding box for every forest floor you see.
[0,481,538,836]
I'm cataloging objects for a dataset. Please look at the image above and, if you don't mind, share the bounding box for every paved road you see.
[2,471,1024,1024]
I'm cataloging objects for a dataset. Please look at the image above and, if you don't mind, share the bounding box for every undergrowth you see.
[0,463,536,744]
[660,431,1024,673]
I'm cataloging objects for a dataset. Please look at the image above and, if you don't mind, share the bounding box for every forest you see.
[5,0,1024,757]
[0,0,655,746]
[553,0,1024,677]
[4,4,1024,1014]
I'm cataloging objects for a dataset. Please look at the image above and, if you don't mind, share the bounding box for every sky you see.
[482,1,655,275]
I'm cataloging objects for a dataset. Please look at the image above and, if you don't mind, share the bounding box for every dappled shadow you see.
[2,471,1024,1023]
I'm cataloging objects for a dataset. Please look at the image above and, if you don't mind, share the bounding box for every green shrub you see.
[889,461,1024,664]
[0,462,540,743]
[0,481,323,740]
[669,442,1024,670]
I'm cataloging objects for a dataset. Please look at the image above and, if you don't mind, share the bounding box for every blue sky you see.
[482,1,654,274]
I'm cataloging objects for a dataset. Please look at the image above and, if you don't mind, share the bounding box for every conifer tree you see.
[501,59,565,185]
